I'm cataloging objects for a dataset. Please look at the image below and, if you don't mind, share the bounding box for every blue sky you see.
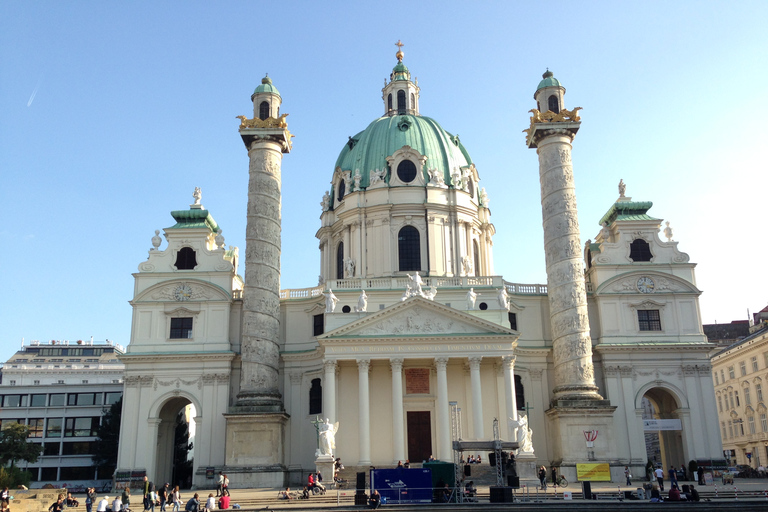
[2,1,767,363]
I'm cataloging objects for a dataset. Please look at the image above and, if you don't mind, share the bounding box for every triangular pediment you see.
[319,296,515,340]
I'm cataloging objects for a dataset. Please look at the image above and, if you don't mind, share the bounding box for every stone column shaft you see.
[435,357,451,459]
[502,355,518,441]
[357,359,371,465]
[323,361,337,423]
[391,358,405,462]
[468,357,484,439]
[536,132,601,401]
[239,138,285,407]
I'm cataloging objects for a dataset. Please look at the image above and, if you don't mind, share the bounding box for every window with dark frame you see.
[174,247,197,270]
[637,309,662,331]
[259,101,269,120]
[170,317,193,339]
[508,312,518,331]
[629,239,653,262]
[388,93,392,112]
[336,241,344,280]
[313,314,324,337]
[398,226,421,271]
[309,378,322,415]
[548,95,559,113]
[337,179,345,201]
[397,90,406,113]
[514,375,525,411]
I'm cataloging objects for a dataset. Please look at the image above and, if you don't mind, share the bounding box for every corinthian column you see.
[530,124,602,402]
[238,138,286,407]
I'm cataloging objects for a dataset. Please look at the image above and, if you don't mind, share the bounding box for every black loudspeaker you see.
[488,452,496,466]
[354,492,368,505]
[356,472,365,491]
[464,464,471,476]
[507,476,520,488]
[582,481,592,500]
[489,486,515,503]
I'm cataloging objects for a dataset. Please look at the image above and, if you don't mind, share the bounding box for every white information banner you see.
[643,419,682,431]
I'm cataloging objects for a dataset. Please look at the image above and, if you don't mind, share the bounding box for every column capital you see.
[434,357,449,371]
[390,358,404,372]
[324,360,338,373]
[468,356,482,370]
[357,359,371,372]
[502,355,517,369]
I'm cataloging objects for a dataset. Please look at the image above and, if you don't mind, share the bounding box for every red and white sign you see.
[583,430,598,442]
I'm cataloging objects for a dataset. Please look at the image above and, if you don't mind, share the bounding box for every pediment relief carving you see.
[135,280,230,302]
[597,272,699,295]
[321,297,513,339]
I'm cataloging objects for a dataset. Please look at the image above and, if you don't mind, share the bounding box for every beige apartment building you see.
[711,318,768,468]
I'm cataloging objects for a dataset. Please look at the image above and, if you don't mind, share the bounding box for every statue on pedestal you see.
[318,418,339,457]
[509,414,534,454]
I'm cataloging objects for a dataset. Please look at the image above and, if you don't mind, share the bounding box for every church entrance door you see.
[407,411,432,462]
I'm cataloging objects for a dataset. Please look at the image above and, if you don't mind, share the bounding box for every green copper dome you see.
[252,76,281,98]
[391,61,410,81]
[535,70,563,93]
[334,114,473,189]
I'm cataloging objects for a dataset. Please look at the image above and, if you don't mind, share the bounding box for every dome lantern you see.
[251,75,282,120]
[382,40,420,116]
[534,69,566,114]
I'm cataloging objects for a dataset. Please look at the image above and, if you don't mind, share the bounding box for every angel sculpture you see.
[509,414,534,454]
[318,418,339,456]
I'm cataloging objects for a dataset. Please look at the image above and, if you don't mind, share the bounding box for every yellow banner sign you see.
[576,463,611,481]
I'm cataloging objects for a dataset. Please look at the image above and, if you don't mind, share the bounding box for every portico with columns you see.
[315,296,519,465]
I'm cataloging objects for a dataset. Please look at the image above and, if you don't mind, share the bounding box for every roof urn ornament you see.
[664,221,674,242]
[151,229,162,251]
[215,228,225,249]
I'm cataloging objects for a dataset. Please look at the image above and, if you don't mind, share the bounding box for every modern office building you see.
[0,340,124,487]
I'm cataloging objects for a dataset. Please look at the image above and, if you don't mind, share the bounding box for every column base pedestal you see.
[514,453,541,488]
[222,411,289,488]
[545,400,617,483]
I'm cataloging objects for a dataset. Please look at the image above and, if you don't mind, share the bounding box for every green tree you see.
[92,398,122,475]
[0,423,42,468]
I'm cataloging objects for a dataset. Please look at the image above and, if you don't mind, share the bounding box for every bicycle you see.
[554,475,568,487]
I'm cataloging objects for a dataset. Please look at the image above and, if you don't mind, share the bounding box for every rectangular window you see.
[735,390,740,407]
[761,413,768,432]
[718,395,723,412]
[729,366,735,379]
[2,394,28,408]
[721,421,727,439]
[721,369,725,383]
[714,372,719,385]
[33,380,40,385]
[637,310,662,331]
[312,314,324,337]
[170,317,193,339]
[757,384,763,402]
[0,419,24,430]
[43,442,60,456]
[28,418,45,438]
[728,421,733,438]
[40,467,58,481]
[745,387,752,405]
[729,392,735,409]
[740,422,745,436]
[49,394,65,406]
[749,416,756,434]
[60,466,94,480]
[105,392,122,405]
[508,312,518,331]
[62,441,94,455]
[9,380,16,386]
[64,417,100,437]
[740,361,747,376]
[67,393,98,406]
[752,356,759,372]
[46,418,63,438]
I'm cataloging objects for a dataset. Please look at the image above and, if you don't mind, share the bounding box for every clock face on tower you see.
[174,284,193,301]
[636,276,655,294]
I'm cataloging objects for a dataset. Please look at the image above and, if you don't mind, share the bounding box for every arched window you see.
[397,90,406,114]
[398,226,421,271]
[473,240,480,277]
[259,101,270,120]
[309,378,322,415]
[174,247,197,270]
[388,93,393,112]
[548,95,559,114]
[629,239,653,262]
[397,160,417,183]
[336,241,344,280]
[337,179,346,201]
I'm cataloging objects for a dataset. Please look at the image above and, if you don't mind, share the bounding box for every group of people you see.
[461,454,482,464]
[215,472,230,498]
[307,471,326,494]
[395,460,411,469]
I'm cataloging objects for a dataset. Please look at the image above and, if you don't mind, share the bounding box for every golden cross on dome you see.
[395,40,404,51]
[395,40,405,62]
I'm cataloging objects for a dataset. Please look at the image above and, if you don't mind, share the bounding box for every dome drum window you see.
[386,146,427,187]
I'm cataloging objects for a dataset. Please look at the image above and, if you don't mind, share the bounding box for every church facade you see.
[116,49,722,488]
